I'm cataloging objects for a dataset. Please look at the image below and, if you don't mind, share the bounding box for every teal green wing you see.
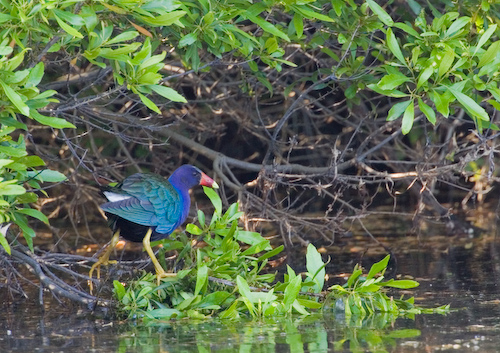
[100,173,182,234]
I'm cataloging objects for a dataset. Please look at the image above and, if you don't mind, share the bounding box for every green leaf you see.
[306,244,325,292]
[418,98,436,124]
[0,14,15,24]
[430,90,450,118]
[179,33,197,47]
[13,215,34,251]
[257,245,284,262]
[0,145,27,158]
[378,73,410,90]
[236,231,271,249]
[0,80,29,116]
[236,275,253,299]
[0,44,13,56]
[367,254,390,280]
[6,50,27,71]
[332,0,343,16]
[195,264,208,296]
[198,291,232,308]
[186,223,203,235]
[147,85,187,103]
[283,275,302,311]
[0,182,25,196]
[197,209,205,227]
[292,300,309,315]
[445,16,470,37]
[245,14,290,42]
[488,99,500,111]
[106,31,140,45]
[381,279,419,289]
[16,208,49,224]
[387,100,412,121]
[246,291,277,304]
[17,191,39,203]
[27,169,67,182]
[26,62,45,88]
[366,0,394,26]
[30,111,76,129]
[447,85,489,121]
[113,280,126,300]
[175,294,200,311]
[0,159,12,168]
[0,227,10,255]
[474,24,497,56]
[417,66,434,89]
[297,298,322,309]
[52,9,84,26]
[478,41,500,68]
[138,93,161,114]
[342,85,356,100]
[53,13,83,38]
[393,23,420,37]
[438,48,455,78]
[240,239,270,256]
[137,11,186,26]
[138,72,162,85]
[386,28,406,65]
[292,5,334,23]
[401,99,415,134]
[203,186,222,215]
[292,13,303,38]
[368,83,409,98]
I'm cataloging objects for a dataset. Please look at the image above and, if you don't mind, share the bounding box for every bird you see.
[89,164,219,290]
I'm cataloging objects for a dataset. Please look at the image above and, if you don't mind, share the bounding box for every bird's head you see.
[170,165,219,190]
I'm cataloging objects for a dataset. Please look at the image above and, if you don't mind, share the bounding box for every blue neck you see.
[168,174,192,226]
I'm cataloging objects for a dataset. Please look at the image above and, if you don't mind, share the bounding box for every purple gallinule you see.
[89,165,218,289]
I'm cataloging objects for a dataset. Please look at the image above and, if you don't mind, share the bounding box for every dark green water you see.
[1,238,500,352]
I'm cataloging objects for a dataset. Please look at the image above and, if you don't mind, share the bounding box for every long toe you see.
[155,271,177,285]
[88,258,118,293]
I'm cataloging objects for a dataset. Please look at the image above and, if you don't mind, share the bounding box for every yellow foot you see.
[89,256,118,283]
[142,228,177,286]
[154,269,177,286]
[88,230,120,293]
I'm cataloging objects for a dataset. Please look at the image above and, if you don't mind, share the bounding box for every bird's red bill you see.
[200,173,219,188]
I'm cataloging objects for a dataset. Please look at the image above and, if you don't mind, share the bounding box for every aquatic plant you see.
[113,188,448,320]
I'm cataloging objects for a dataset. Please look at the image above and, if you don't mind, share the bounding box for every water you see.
[2,236,500,352]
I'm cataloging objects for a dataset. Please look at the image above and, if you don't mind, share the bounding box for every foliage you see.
[366,4,500,134]
[0,37,70,253]
[3,0,499,137]
[329,254,449,319]
[113,188,446,321]
[1,0,497,283]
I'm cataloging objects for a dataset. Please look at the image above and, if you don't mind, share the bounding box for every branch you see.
[7,247,111,307]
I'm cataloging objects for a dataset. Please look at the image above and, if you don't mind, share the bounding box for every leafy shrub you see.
[0,38,70,252]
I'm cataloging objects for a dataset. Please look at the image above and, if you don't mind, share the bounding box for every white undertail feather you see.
[103,191,132,202]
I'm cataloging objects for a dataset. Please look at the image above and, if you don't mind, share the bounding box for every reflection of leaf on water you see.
[333,325,421,353]
[117,314,420,353]
[325,312,421,353]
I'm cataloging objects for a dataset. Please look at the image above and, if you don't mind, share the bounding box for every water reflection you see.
[117,314,420,353]
[0,299,422,352]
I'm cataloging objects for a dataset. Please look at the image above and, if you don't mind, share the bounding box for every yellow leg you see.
[88,230,120,293]
[142,228,177,285]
